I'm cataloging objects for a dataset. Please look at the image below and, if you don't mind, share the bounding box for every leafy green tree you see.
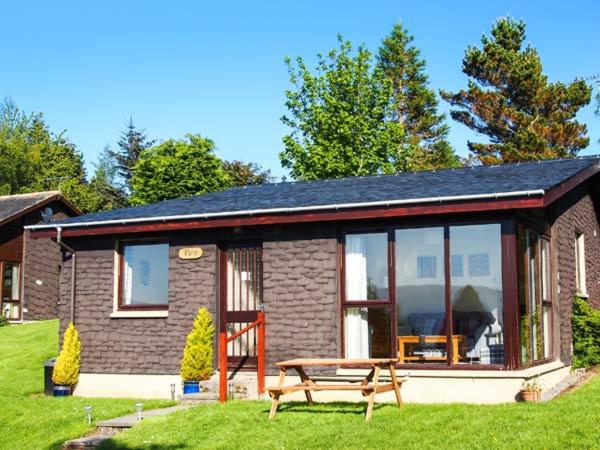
[0,99,127,213]
[130,134,230,205]
[280,36,406,180]
[223,160,275,186]
[0,100,42,194]
[109,117,155,190]
[441,17,591,165]
[377,23,459,169]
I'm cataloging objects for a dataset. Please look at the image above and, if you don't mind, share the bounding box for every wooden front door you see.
[220,244,263,370]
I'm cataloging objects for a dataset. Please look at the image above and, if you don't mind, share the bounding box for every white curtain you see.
[345,235,370,358]
[122,246,134,305]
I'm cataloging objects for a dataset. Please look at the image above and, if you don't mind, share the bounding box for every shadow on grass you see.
[270,401,386,416]
[96,439,186,450]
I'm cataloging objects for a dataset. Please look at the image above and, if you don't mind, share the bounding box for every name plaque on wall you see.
[178,247,203,260]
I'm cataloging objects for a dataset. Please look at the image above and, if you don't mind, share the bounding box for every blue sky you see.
[1,1,598,178]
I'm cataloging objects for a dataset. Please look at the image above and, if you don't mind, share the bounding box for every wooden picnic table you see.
[267,358,405,421]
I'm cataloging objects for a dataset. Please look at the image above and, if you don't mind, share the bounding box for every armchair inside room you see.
[466,322,503,364]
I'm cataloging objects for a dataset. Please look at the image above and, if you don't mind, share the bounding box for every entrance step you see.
[178,392,219,404]
[196,372,260,400]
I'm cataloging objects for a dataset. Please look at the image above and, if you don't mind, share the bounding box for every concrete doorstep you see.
[62,405,195,450]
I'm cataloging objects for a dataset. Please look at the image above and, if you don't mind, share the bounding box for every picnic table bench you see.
[267,358,405,421]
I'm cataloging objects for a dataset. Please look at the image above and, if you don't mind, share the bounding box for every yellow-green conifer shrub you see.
[52,322,81,386]
[180,308,215,381]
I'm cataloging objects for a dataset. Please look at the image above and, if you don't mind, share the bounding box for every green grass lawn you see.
[0,320,173,450]
[100,376,600,449]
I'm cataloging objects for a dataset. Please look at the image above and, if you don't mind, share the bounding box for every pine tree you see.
[440,17,591,164]
[109,117,155,190]
[377,23,459,169]
[180,308,216,381]
[52,323,81,386]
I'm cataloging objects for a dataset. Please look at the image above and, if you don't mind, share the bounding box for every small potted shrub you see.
[520,377,542,403]
[52,322,81,396]
[180,308,215,394]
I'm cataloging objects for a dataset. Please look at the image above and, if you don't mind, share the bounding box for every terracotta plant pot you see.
[521,389,541,403]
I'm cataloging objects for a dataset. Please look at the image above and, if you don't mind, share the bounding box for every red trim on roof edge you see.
[30,197,543,239]
[542,163,600,207]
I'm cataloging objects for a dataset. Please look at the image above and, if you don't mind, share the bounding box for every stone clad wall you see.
[262,237,339,374]
[551,185,600,363]
[57,226,340,376]
[22,232,61,320]
[59,235,218,374]
[20,203,72,321]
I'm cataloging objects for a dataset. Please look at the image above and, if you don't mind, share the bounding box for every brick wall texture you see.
[551,185,600,363]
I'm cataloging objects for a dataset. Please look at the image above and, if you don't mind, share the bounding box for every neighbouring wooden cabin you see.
[28,157,600,403]
[0,191,79,321]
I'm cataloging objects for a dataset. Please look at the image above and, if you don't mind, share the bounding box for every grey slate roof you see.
[50,156,600,227]
[0,191,61,225]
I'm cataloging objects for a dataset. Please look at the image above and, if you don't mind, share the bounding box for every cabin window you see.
[450,224,504,365]
[575,233,587,296]
[118,241,169,309]
[395,227,447,364]
[517,227,553,364]
[342,222,506,366]
[343,233,391,358]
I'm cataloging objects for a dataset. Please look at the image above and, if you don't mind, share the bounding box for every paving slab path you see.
[63,405,195,449]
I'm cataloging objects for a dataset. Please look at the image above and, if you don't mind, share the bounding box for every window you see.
[1,262,21,320]
[450,255,463,277]
[451,225,503,365]
[119,241,169,309]
[345,233,388,301]
[343,233,391,358]
[344,223,507,366]
[518,228,553,364]
[396,227,446,365]
[575,233,587,296]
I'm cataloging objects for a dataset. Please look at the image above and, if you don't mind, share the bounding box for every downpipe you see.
[56,227,76,324]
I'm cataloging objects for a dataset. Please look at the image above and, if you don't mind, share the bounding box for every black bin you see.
[44,358,56,396]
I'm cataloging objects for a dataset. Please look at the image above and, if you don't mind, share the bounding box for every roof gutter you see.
[25,189,545,231]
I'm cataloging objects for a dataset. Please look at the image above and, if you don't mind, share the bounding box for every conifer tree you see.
[441,17,591,164]
[377,23,459,169]
[109,117,155,189]
[180,308,216,381]
[52,323,81,386]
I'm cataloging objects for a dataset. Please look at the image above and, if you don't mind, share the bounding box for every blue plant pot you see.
[53,385,72,397]
[183,381,201,394]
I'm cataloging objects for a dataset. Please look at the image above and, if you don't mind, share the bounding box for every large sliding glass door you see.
[343,222,506,367]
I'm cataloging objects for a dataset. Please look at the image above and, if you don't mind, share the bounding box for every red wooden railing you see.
[219,311,265,402]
